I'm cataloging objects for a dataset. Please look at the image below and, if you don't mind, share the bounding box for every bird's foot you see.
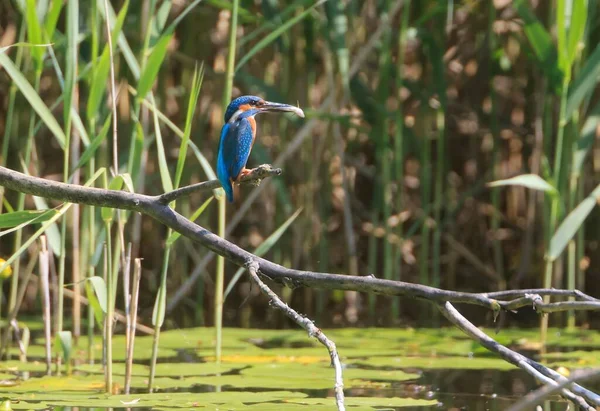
[237,165,281,187]
[239,168,254,178]
[239,168,263,186]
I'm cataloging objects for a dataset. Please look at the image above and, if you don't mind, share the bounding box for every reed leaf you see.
[25,0,44,70]
[151,251,169,328]
[514,0,562,90]
[43,0,63,40]
[97,0,140,79]
[235,0,327,72]
[85,276,108,326]
[0,209,58,230]
[239,0,309,47]
[87,0,129,121]
[151,94,174,193]
[62,0,78,127]
[0,168,107,276]
[136,91,216,180]
[0,42,52,54]
[566,0,586,67]
[488,174,558,195]
[101,176,125,222]
[166,197,214,246]
[566,44,600,118]
[549,183,600,260]
[56,331,72,364]
[324,0,349,90]
[128,121,145,184]
[0,53,66,149]
[224,208,302,300]
[30,194,62,257]
[72,115,112,175]
[163,0,205,37]
[573,101,600,174]
[174,64,204,190]
[138,34,172,99]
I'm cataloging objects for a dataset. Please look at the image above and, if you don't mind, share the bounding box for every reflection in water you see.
[2,326,596,410]
[40,369,567,410]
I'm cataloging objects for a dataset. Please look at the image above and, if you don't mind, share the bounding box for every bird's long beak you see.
[260,101,305,118]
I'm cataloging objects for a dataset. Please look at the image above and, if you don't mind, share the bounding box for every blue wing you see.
[217,119,254,202]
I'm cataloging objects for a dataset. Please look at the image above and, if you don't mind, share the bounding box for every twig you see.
[123,243,132,361]
[125,258,142,394]
[438,302,600,408]
[9,319,26,362]
[508,369,600,411]
[245,259,345,411]
[39,236,52,374]
[157,164,282,204]
[483,289,598,301]
[103,0,118,176]
[499,293,600,313]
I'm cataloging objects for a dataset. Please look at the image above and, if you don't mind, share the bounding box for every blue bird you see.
[217,95,304,202]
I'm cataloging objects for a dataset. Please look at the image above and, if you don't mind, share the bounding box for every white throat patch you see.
[228,109,244,124]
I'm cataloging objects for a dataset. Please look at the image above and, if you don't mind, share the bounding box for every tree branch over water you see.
[1,164,600,408]
[245,259,345,411]
[3,166,599,310]
[439,302,600,409]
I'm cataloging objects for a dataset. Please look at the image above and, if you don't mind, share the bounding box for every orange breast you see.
[248,116,257,145]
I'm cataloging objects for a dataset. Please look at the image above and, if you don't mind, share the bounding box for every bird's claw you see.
[239,168,254,178]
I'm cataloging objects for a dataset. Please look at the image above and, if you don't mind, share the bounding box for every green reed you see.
[3,2,600,371]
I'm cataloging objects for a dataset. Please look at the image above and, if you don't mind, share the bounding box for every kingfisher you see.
[217,95,305,202]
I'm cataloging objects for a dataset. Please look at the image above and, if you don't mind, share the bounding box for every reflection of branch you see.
[246,260,345,411]
[438,302,600,409]
[508,368,600,411]
[2,165,600,407]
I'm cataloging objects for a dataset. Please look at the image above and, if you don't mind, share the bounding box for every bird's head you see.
[224,95,305,123]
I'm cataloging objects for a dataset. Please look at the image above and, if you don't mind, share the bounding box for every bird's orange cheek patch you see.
[239,104,251,112]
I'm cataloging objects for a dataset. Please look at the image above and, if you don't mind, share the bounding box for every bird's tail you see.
[217,157,235,202]
[223,178,234,202]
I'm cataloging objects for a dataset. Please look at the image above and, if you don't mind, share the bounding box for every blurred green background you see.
[0,0,599,335]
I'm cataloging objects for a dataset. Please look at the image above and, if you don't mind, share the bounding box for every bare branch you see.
[245,259,345,411]
[0,165,599,314]
[483,289,598,301]
[157,164,282,204]
[508,369,600,411]
[438,302,600,408]
[499,293,600,312]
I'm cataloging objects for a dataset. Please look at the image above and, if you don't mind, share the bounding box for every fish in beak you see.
[260,101,305,118]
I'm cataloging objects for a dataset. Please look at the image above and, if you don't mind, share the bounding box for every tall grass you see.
[1,2,600,374]
[214,0,240,365]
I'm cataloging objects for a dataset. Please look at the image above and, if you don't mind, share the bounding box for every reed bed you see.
[0,0,599,387]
